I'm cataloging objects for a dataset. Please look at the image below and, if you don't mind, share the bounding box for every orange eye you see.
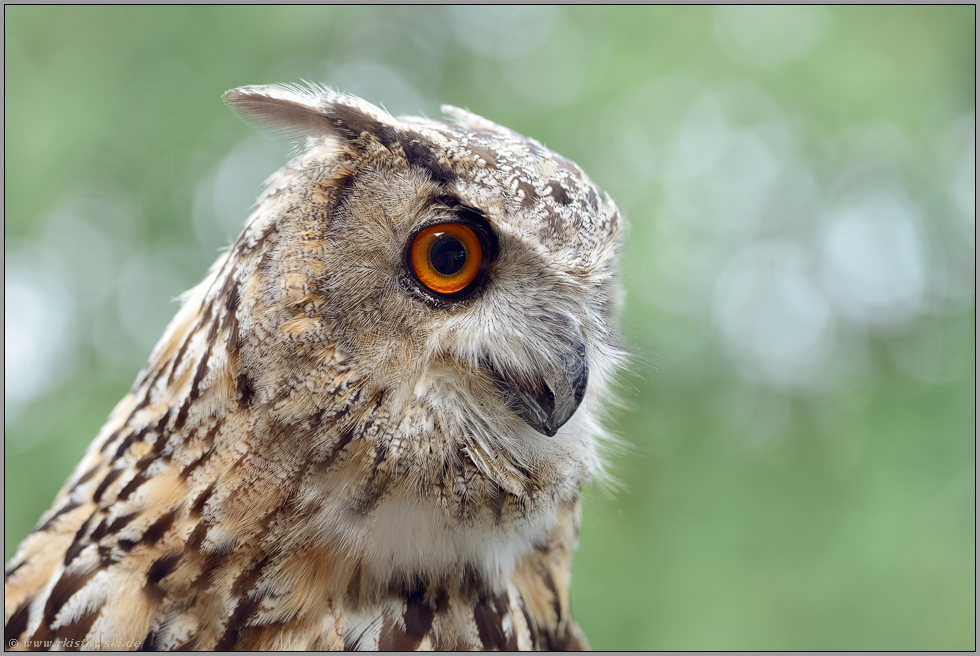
[410,223,483,295]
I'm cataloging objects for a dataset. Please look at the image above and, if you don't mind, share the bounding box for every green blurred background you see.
[4,7,975,650]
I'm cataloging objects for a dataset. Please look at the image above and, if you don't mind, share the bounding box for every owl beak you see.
[487,321,589,437]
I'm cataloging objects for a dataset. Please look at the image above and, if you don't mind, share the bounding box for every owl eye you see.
[410,223,483,295]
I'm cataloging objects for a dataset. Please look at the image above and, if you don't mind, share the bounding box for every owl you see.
[4,83,624,651]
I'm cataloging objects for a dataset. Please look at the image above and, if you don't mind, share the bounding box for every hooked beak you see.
[486,319,589,437]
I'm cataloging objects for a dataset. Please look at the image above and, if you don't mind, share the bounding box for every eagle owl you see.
[4,84,624,651]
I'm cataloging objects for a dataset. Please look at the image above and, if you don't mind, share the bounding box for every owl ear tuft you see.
[223,83,401,151]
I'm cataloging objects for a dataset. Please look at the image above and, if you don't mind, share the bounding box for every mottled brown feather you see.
[5,83,623,651]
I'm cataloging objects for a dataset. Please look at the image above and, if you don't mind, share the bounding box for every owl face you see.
[227,85,624,490]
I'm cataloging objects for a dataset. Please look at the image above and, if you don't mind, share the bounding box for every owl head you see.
[215,84,625,504]
[174,84,624,538]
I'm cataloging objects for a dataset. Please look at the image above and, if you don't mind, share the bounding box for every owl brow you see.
[320,103,453,186]
[428,200,498,259]
[431,195,486,224]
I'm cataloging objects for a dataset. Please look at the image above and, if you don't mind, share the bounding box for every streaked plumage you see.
[4,84,624,651]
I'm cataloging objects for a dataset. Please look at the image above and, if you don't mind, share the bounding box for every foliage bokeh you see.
[4,6,975,650]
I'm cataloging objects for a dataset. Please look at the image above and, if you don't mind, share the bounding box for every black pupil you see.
[430,236,467,275]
